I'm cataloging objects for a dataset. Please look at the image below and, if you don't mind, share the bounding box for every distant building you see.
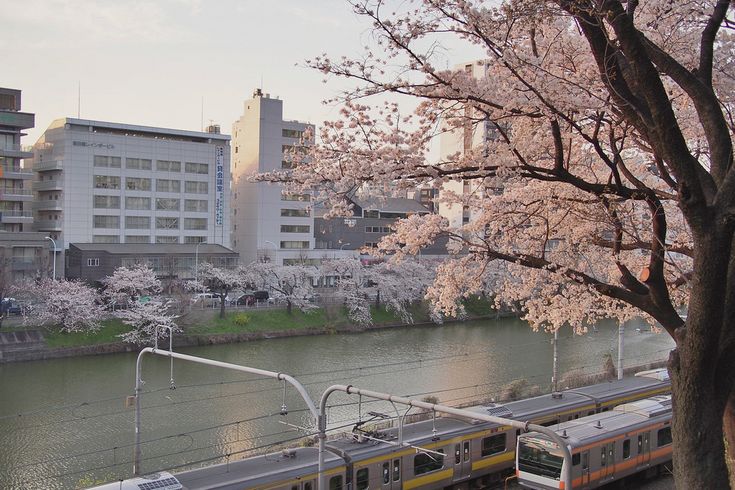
[0,88,34,233]
[30,118,231,276]
[66,243,238,285]
[231,89,316,265]
[0,232,50,282]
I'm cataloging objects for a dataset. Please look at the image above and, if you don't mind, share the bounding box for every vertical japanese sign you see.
[215,146,224,226]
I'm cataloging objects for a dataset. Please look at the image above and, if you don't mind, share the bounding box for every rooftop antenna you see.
[260,74,263,91]
[200,96,204,132]
[77,81,81,118]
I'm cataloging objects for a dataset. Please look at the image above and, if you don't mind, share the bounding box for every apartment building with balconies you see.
[0,88,34,233]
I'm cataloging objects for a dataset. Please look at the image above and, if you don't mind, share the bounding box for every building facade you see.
[30,118,231,275]
[231,89,316,265]
[0,88,34,233]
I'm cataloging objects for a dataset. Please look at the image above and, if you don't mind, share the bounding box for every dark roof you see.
[69,243,236,255]
[351,196,431,214]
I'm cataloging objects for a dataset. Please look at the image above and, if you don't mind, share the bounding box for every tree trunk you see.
[219,292,226,319]
[287,300,292,315]
[670,349,731,489]
[725,393,735,486]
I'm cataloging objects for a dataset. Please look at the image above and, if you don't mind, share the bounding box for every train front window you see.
[518,439,563,480]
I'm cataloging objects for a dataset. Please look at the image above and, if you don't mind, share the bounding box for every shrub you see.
[233,313,250,326]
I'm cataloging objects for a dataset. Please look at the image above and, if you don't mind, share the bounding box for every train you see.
[517,394,673,489]
[90,368,670,490]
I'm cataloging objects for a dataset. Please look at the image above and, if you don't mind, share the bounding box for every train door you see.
[382,458,401,489]
[452,441,472,482]
[580,451,590,488]
[637,432,651,467]
[599,443,615,481]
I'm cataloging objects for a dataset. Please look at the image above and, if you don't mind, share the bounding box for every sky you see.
[3,0,484,145]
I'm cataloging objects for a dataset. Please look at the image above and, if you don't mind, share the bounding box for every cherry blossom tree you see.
[196,262,242,319]
[248,262,319,315]
[101,264,161,307]
[115,301,179,344]
[321,258,373,324]
[27,279,104,333]
[260,1,735,486]
[366,259,438,324]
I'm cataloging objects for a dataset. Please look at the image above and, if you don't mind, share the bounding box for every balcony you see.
[0,143,33,159]
[0,166,33,179]
[34,161,63,172]
[33,201,63,211]
[0,189,33,201]
[0,210,33,224]
[32,180,64,192]
[34,219,63,231]
[0,111,34,130]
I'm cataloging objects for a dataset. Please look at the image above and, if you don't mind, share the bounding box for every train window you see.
[305,483,313,490]
[638,435,643,454]
[393,459,400,481]
[623,439,631,459]
[383,462,390,484]
[657,427,673,447]
[414,450,444,475]
[356,468,369,490]
[481,434,505,456]
[574,414,579,419]
[582,453,589,470]
[572,453,581,465]
[292,486,298,490]
[588,411,594,416]
[455,444,461,464]
[464,441,470,462]
[329,475,343,490]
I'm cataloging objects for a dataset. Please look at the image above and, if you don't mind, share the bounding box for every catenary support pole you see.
[618,323,624,380]
[133,332,318,476]
[552,328,559,394]
[317,385,573,490]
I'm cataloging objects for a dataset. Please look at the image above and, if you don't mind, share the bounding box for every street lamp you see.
[195,240,206,283]
[339,242,351,251]
[45,236,57,280]
[264,240,278,263]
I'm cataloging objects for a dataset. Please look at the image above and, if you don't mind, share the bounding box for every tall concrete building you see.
[0,88,34,233]
[231,89,316,265]
[31,118,231,275]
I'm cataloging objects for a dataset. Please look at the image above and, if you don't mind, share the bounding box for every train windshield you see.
[518,437,563,480]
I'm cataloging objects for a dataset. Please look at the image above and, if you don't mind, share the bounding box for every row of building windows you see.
[93,175,209,194]
[93,155,209,174]
[280,208,310,217]
[92,235,207,244]
[93,196,208,212]
[280,225,310,233]
[93,215,208,230]
[281,192,311,202]
[365,226,391,233]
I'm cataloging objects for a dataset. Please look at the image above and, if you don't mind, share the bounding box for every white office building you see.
[231,89,317,265]
[31,118,231,275]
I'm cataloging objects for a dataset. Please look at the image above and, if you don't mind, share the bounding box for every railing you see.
[34,219,63,230]
[0,189,33,196]
[0,143,34,153]
[0,210,33,217]
[32,201,63,211]
[34,161,63,171]
[32,180,63,191]
[0,166,33,176]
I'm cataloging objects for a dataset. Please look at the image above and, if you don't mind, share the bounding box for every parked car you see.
[253,290,269,301]
[190,293,220,306]
[1,298,22,316]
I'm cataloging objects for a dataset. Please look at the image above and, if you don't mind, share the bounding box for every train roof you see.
[174,447,342,490]
[465,369,669,421]
[521,395,672,449]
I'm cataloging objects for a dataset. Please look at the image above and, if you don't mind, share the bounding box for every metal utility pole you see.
[618,323,624,380]
[552,328,559,395]
[44,236,57,280]
[133,328,318,477]
[317,385,574,490]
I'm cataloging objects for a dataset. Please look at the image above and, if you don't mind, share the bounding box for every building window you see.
[125,196,151,210]
[185,181,208,194]
[93,155,121,168]
[126,177,151,191]
[280,241,310,249]
[184,218,207,230]
[156,179,181,193]
[156,198,180,211]
[281,160,294,169]
[156,236,179,244]
[184,199,208,212]
[414,450,444,476]
[125,216,150,229]
[365,226,391,233]
[156,217,179,229]
[93,215,120,228]
[93,195,120,209]
[184,236,206,244]
[156,160,181,172]
[364,242,379,248]
[125,235,150,244]
[481,434,506,456]
[92,235,119,244]
[94,175,120,189]
[281,192,311,202]
[87,258,100,266]
[125,158,152,170]
[185,162,209,174]
[281,225,310,233]
[280,208,310,217]
[282,129,304,139]
[363,210,379,218]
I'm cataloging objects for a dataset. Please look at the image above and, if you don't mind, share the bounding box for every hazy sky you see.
[3,0,482,144]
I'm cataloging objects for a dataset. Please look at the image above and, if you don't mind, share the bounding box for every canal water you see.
[0,317,675,489]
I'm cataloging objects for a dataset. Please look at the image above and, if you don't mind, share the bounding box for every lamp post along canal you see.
[44,236,57,280]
